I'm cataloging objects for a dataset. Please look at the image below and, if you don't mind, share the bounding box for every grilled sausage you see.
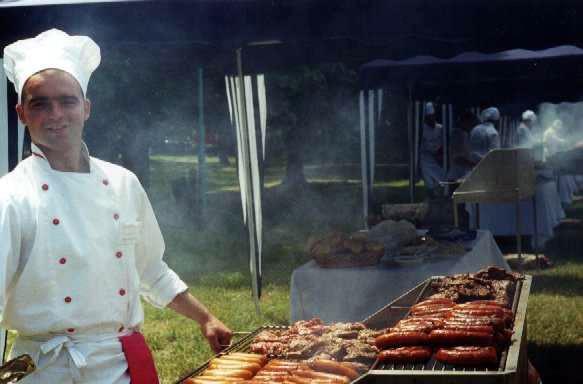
[294,369,351,383]
[308,359,359,380]
[378,346,433,364]
[435,346,498,366]
[428,329,494,345]
[441,324,495,334]
[209,360,262,373]
[412,298,456,308]
[202,368,254,379]
[375,331,430,348]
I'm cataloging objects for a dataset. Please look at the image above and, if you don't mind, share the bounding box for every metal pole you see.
[196,67,207,221]
[407,99,414,203]
[533,195,539,266]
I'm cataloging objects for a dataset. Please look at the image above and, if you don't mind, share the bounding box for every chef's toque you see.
[3,28,100,102]
[480,107,500,123]
[522,110,536,122]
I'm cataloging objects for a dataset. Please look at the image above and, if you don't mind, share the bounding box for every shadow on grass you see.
[528,342,583,384]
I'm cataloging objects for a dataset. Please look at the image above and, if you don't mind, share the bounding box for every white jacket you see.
[0,143,187,382]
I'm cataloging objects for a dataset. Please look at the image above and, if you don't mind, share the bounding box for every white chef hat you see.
[3,28,100,102]
[424,102,435,116]
[480,107,500,123]
[522,110,537,122]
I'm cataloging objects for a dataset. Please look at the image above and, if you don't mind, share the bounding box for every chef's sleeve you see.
[0,195,22,320]
[133,178,188,308]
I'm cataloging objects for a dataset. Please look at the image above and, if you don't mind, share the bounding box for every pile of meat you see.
[307,231,385,268]
[374,267,521,367]
[250,318,379,366]
[428,266,522,307]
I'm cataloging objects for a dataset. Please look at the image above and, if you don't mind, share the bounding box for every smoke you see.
[535,102,583,148]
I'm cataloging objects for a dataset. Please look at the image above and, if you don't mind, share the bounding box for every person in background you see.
[543,119,567,158]
[516,110,537,148]
[419,102,445,197]
[0,29,231,383]
[447,110,478,180]
[469,107,501,163]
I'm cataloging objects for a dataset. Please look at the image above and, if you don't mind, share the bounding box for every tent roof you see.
[359,46,583,105]
[2,1,583,73]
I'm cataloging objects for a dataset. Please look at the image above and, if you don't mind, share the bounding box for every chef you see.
[419,102,445,197]
[0,29,231,383]
[447,110,477,180]
[516,110,537,148]
[469,107,501,163]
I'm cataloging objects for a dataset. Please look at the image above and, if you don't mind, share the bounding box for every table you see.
[290,230,509,323]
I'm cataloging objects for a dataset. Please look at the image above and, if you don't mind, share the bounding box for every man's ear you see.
[15,104,25,125]
[84,98,91,121]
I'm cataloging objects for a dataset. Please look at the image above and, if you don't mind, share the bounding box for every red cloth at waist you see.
[119,332,159,384]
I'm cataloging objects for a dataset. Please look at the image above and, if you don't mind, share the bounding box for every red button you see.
[41,184,49,191]
[118,325,125,332]
[67,328,75,333]
[52,218,60,225]
[59,257,67,265]
[64,296,72,303]
[116,251,123,258]
[119,289,126,296]
[113,213,120,220]
[102,179,109,186]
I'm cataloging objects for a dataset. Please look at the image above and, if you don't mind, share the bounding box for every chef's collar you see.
[30,142,91,172]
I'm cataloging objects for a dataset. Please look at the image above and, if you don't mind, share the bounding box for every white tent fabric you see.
[1,59,8,176]
[225,70,266,310]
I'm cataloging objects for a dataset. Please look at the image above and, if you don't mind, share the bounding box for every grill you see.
[452,147,536,256]
[177,274,531,384]
[357,275,531,384]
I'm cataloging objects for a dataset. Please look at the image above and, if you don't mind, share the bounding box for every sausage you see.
[411,303,454,314]
[378,346,433,364]
[441,324,495,334]
[185,377,244,383]
[412,298,456,307]
[218,354,267,365]
[446,314,506,329]
[209,360,262,373]
[428,329,494,345]
[410,307,452,317]
[202,368,254,379]
[457,300,508,308]
[375,331,430,349]
[452,307,512,319]
[435,346,498,366]
[294,369,351,383]
[308,359,360,380]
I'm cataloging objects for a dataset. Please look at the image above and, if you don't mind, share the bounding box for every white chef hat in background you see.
[3,28,101,102]
[522,110,537,122]
[424,102,435,116]
[480,107,500,123]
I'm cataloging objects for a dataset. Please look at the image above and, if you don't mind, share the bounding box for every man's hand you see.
[200,316,233,353]
[167,290,232,353]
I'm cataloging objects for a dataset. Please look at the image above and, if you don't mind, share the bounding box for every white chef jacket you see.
[0,143,188,383]
[469,122,500,163]
[515,123,534,148]
[420,122,445,190]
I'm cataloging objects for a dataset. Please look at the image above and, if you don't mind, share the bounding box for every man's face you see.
[16,69,90,154]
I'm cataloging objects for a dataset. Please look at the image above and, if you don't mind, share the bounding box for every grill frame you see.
[176,275,531,384]
[356,275,531,383]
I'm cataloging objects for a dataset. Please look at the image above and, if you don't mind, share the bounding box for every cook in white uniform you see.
[516,110,536,148]
[469,107,501,163]
[0,29,232,383]
[447,110,478,180]
[419,102,445,196]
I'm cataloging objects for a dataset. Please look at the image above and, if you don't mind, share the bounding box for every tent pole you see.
[407,96,414,203]
[197,67,207,222]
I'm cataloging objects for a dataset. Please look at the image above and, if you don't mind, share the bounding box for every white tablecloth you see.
[290,230,508,323]
[466,179,565,247]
